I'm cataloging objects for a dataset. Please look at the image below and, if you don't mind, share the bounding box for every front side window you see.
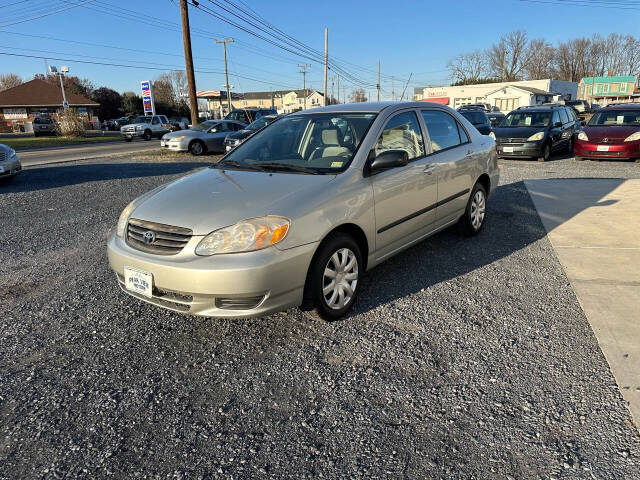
[375,111,425,161]
[421,110,464,152]
[220,112,377,174]
[134,116,152,124]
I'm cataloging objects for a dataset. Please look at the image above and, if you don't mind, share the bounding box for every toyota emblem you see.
[143,231,156,244]
[602,138,608,143]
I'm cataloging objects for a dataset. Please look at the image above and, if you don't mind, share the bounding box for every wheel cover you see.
[322,248,358,310]
[192,142,203,154]
[470,190,486,230]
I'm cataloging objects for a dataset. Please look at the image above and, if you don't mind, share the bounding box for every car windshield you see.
[588,110,640,126]
[133,116,152,124]
[218,112,377,174]
[247,117,274,130]
[190,120,217,131]
[500,111,551,128]
[460,111,486,125]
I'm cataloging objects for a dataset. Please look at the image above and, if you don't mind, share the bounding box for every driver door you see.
[205,121,233,151]
[369,110,438,261]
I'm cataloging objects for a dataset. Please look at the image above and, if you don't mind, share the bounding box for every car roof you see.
[295,101,449,115]
[602,103,640,110]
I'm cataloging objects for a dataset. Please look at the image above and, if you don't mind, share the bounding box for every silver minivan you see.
[107,102,499,320]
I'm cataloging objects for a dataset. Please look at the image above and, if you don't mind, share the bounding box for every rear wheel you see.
[303,233,362,321]
[538,143,550,162]
[458,182,487,237]
[189,140,206,156]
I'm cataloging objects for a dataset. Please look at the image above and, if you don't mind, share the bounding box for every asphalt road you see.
[17,139,161,166]
[2,154,640,479]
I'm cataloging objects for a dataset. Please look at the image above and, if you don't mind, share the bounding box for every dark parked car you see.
[575,104,640,161]
[493,105,580,162]
[224,107,277,124]
[566,99,591,114]
[32,116,57,136]
[458,108,492,135]
[223,114,280,152]
[458,103,494,113]
[487,112,505,128]
[167,117,190,132]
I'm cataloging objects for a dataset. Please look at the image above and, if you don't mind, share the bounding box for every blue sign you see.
[140,80,154,114]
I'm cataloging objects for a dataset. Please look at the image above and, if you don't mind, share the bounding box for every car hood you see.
[582,125,639,140]
[226,130,254,141]
[163,129,204,140]
[130,167,337,235]
[492,126,546,139]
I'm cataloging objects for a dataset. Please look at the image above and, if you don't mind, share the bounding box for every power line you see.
[0,0,94,27]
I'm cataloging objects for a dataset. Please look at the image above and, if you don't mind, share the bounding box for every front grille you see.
[497,137,527,144]
[126,218,192,255]
[591,138,624,144]
[215,295,265,310]
[123,126,136,133]
[0,151,6,162]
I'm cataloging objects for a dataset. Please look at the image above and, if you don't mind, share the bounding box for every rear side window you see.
[375,111,425,161]
[420,110,465,152]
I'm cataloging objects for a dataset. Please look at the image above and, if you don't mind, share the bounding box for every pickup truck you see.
[120,115,171,141]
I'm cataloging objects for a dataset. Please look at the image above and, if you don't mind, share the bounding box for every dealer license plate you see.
[124,266,153,298]
[161,140,166,147]
[503,146,514,153]
[597,145,610,152]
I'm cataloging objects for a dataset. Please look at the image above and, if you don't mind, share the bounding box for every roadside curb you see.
[21,147,161,167]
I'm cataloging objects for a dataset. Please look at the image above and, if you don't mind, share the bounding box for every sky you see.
[1,0,639,100]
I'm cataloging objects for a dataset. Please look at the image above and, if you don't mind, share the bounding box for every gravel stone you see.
[1,154,640,478]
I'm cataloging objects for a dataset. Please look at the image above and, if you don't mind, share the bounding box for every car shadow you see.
[0,161,211,194]
[345,177,626,318]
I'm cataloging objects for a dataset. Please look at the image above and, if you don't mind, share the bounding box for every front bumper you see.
[496,141,544,158]
[107,233,317,318]
[121,130,144,139]
[160,139,189,151]
[575,140,640,160]
[0,158,21,177]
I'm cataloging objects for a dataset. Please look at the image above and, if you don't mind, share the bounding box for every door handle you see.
[423,164,436,175]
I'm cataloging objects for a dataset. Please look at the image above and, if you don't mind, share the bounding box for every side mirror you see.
[553,122,562,128]
[209,127,218,133]
[369,149,409,173]
[580,121,586,126]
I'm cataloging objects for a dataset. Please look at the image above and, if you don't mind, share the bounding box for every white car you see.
[0,144,21,183]
[120,115,171,141]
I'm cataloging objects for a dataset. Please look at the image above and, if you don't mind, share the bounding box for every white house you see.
[484,85,557,112]
[281,89,324,113]
[414,79,578,110]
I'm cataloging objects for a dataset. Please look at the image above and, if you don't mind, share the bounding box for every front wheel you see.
[458,183,487,237]
[124,137,132,142]
[538,143,550,162]
[304,233,362,321]
[189,140,206,156]
[143,130,152,141]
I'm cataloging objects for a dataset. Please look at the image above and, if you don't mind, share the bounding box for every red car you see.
[575,104,640,161]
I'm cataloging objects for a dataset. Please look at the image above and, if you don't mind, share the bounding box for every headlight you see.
[8,148,17,160]
[115,184,168,238]
[578,131,589,141]
[527,132,545,141]
[170,136,185,142]
[136,125,143,131]
[195,216,290,256]
[624,131,640,142]
[489,132,496,140]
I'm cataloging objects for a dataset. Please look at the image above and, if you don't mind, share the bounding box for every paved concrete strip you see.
[18,140,161,166]
[525,178,640,426]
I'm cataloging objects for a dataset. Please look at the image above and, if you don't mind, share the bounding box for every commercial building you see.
[577,75,639,106]
[0,79,99,132]
[413,79,578,112]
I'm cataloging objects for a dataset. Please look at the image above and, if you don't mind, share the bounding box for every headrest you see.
[322,128,340,145]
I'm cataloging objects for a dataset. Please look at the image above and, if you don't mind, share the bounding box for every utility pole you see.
[323,27,328,106]
[377,60,381,102]
[298,63,310,109]
[179,0,199,126]
[215,38,235,114]
[336,75,340,104]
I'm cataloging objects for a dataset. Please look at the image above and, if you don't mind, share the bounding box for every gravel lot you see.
[2,153,640,479]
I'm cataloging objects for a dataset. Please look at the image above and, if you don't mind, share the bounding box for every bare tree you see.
[168,70,188,106]
[152,75,175,105]
[487,30,529,80]
[447,50,488,84]
[621,35,640,76]
[0,73,22,91]
[350,88,367,103]
[523,39,556,80]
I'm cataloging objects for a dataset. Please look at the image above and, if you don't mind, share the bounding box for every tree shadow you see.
[347,177,626,317]
[0,161,211,194]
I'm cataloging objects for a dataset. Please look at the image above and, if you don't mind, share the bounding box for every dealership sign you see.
[3,108,28,120]
[140,80,155,115]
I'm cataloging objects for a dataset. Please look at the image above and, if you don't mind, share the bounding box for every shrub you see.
[54,109,89,137]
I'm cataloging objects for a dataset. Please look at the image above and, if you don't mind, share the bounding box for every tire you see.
[566,137,574,155]
[189,140,206,156]
[538,143,550,162]
[143,130,152,141]
[458,182,488,237]
[33,132,39,137]
[303,233,362,321]
[124,137,132,142]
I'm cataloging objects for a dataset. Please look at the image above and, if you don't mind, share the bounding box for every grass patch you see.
[3,135,122,151]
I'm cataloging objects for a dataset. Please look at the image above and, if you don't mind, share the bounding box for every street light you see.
[49,65,69,109]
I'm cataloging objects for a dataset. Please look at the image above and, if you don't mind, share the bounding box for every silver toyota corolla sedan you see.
[160,119,247,155]
[0,144,22,182]
[108,102,499,320]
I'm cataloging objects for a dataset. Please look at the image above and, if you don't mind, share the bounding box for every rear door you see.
[419,109,475,224]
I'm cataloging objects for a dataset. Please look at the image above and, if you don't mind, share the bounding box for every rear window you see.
[459,111,487,125]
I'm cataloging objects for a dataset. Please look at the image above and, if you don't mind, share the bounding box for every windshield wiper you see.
[255,162,321,175]
[216,159,267,172]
